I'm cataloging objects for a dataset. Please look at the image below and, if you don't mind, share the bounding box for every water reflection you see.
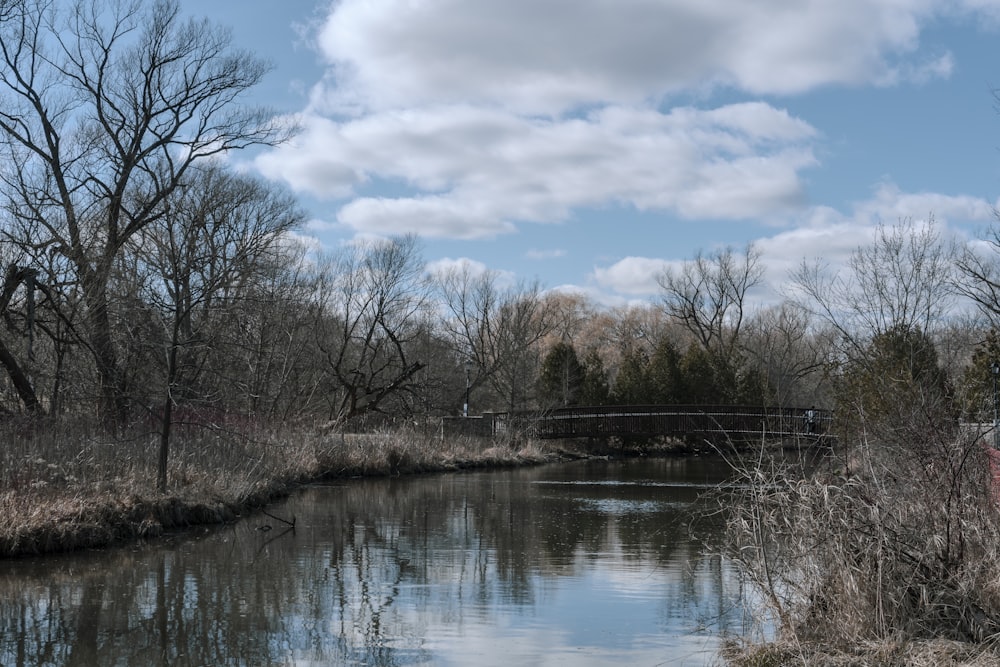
[0,457,744,666]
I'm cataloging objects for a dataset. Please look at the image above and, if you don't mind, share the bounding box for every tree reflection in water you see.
[0,457,745,666]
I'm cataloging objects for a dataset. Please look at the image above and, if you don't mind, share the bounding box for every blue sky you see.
[181,0,1000,307]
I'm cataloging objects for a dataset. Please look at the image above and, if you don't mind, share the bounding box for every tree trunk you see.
[157,389,173,493]
[158,312,185,492]
[82,268,128,427]
[0,338,40,413]
[0,266,41,414]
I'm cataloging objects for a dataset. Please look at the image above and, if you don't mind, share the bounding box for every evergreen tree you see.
[958,329,1000,420]
[579,350,611,406]
[611,348,650,404]
[679,343,717,404]
[538,341,585,407]
[735,362,772,406]
[837,324,954,437]
[646,337,684,404]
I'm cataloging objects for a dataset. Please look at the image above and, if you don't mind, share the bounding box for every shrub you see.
[725,416,1000,661]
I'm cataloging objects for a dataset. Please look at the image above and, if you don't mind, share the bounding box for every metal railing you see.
[445,404,832,440]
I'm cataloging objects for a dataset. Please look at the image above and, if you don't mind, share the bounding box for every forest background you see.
[1,0,1000,485]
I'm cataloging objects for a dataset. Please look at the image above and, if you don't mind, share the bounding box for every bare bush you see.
[725,420,1000,662]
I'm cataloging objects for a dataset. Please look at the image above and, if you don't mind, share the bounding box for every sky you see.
[180,0,1000,308]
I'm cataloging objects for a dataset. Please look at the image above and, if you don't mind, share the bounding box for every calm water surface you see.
[0,457,747,666]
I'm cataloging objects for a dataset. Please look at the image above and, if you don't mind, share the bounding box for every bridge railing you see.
[478,405,831,440]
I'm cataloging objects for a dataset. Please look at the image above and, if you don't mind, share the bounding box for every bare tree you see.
[791,218,955,353]
[0,228,87,415]
[657,243,762,359]
[435,264,555,413]
[131,164,303,490]
[0,264,40,412]
[540,291,594,344]
[742,302,831,406]
[0,0,19,19]
[0,0,288,425]
[225,243,326,422]
[317,235,432,425]
[953,219,1000,326]
[790,216,959,451]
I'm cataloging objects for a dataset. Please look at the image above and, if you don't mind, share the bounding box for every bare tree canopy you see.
[435,264,555,412]
[954,219,1000,326]
[317,235,432,424]
[656,243,762,358]
[127,164,304,490]
[742,302,829,406]
[0,0,290,423]
[790,218,955,349]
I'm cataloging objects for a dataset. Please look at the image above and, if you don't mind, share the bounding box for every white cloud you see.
[857,182,997,223]
[311,0,963,116]
[755,222,875,303]
[255,103,817,239]
[280,229,325,255]
[752,184,997,304]
[304,216,343,233]
[587,184,998,305]
[591,256,672,296]
[337,195,519,239]
[425,256,490,280]
[424,257,518,288]
[249,0,1000,307]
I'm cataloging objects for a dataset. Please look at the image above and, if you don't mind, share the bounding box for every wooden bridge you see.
[445,405,831,440]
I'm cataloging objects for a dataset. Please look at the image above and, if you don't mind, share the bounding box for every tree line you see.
[2,3,1000,469]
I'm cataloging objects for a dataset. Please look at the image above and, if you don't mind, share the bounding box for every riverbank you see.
[720,428,1000,667]
[722,638,1000,666]
[0,420,678,559]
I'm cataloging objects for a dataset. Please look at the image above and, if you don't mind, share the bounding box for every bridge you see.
[445,404,831,440]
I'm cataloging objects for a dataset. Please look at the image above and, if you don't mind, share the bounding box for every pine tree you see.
[538,341,585,407]
[579,350,611,406]
[612,348,651,404]
[646,338,684,404]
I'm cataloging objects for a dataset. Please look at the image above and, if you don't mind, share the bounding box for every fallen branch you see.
[260,509,296,528]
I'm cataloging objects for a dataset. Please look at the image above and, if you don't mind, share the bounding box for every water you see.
[0,457,747,666]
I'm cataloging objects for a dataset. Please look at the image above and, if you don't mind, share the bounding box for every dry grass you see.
[722,411,1000,664]
[722,637,1000,667]
[0,417,562,558]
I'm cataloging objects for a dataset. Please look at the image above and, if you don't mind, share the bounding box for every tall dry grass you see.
[723,409,1000,665]
[0,416,556,558]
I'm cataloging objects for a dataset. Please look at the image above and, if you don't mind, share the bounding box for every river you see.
[0,456,747,666]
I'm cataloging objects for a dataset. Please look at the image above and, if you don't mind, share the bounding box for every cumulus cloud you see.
[752,184,997,304]
[337,195,519,239]
[424,256,521,293]
[856,182,997,223]
[253,0,998,244]
[424,256,490,280]
[592,256,672,296]
[309,0,971,116]
[589,182,998,304]
[255,103,817,238]
[248,0,1000,305]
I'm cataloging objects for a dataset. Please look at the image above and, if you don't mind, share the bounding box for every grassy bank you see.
[0,419,606,559]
